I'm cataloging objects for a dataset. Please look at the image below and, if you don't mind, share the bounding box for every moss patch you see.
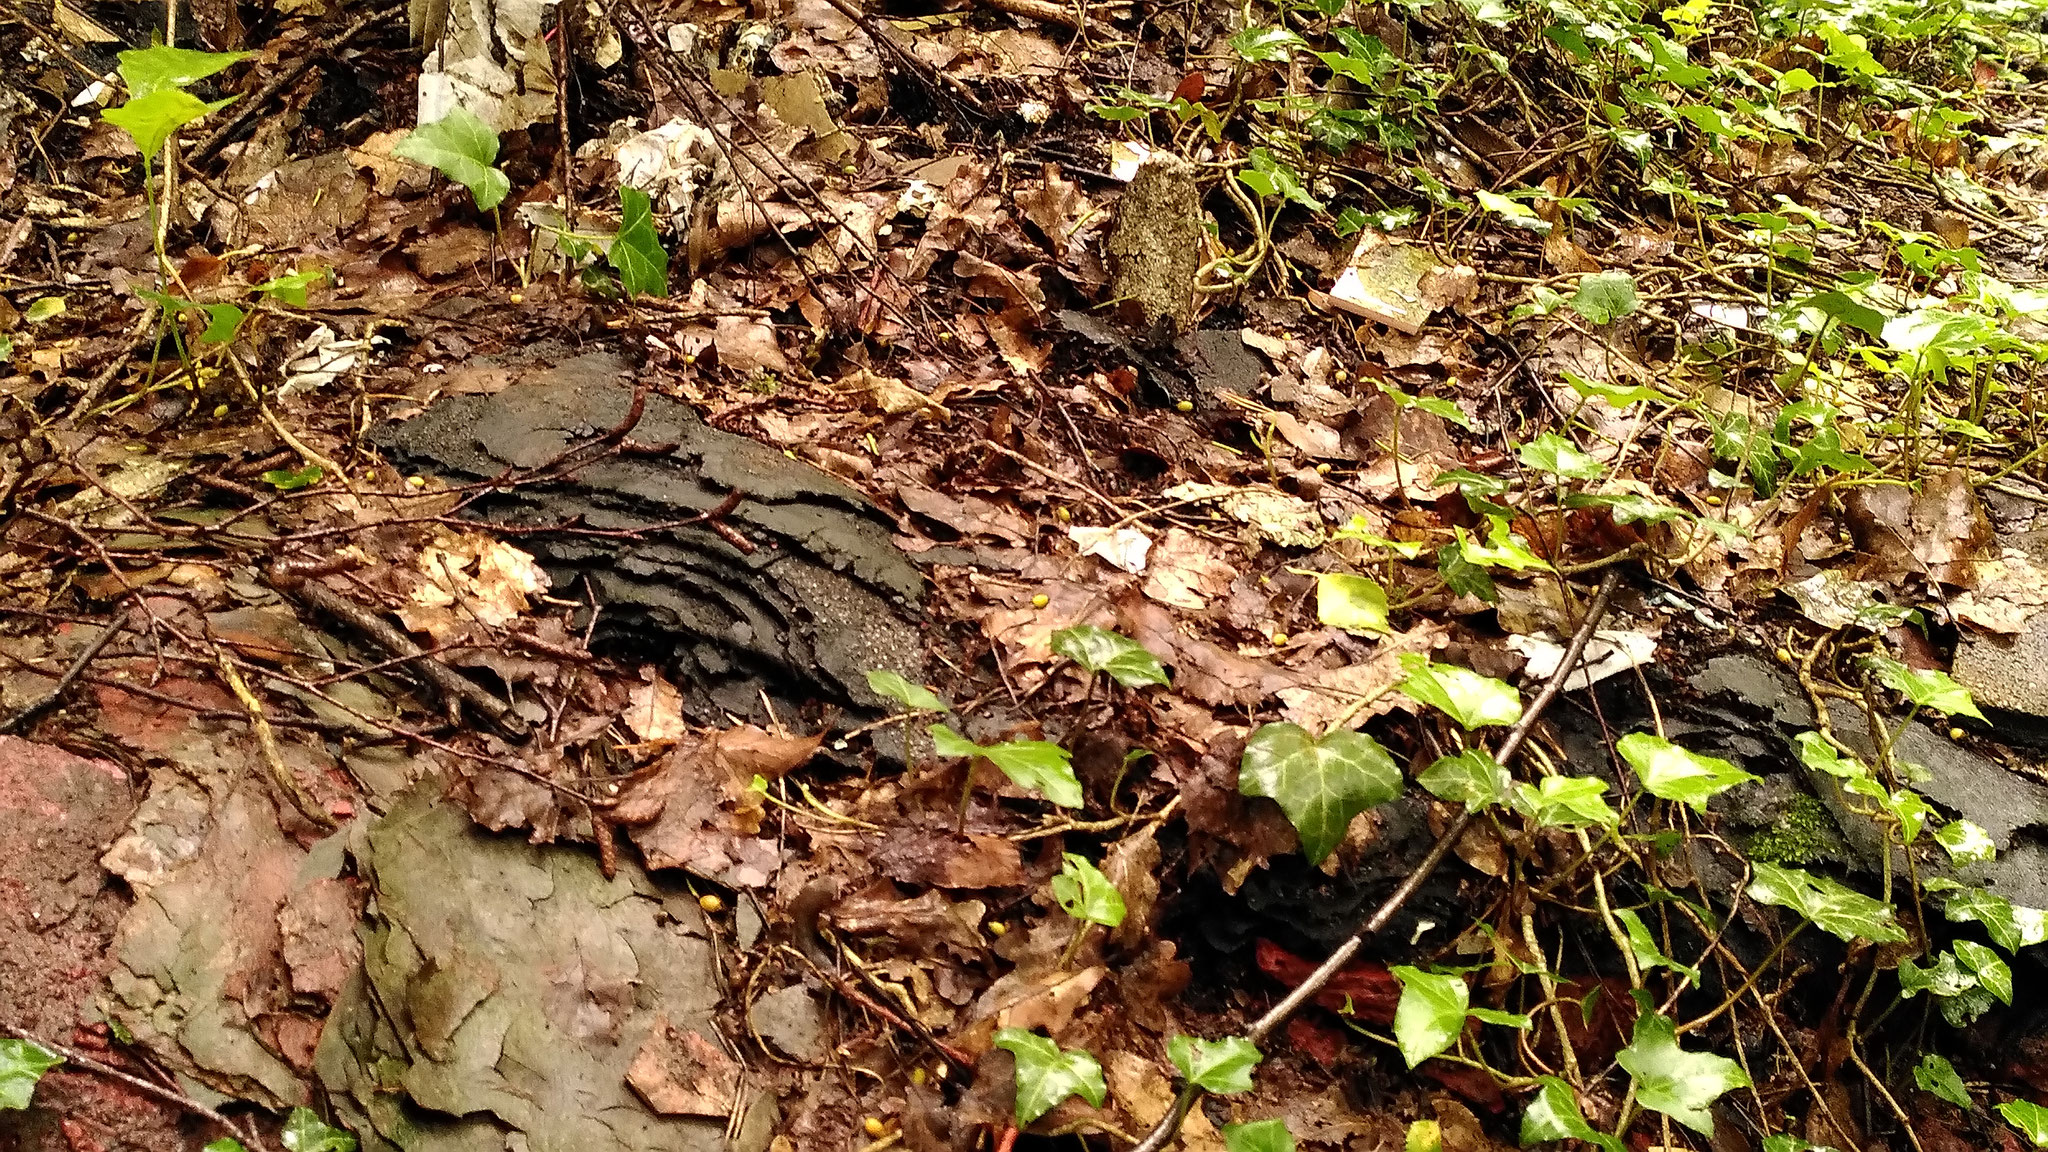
[1743,793,1848,866]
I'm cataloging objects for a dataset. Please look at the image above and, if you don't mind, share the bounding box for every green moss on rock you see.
[1744,793,1847,866]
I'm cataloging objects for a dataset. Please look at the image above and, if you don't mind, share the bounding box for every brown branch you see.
[1127,567,1630,1152]
[187,3,406,165]
[0,1023,269,1152]
[0,616,125,735]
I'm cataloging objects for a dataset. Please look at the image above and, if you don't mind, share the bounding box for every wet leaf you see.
[992,1029,1106,1125]
[1955,939,2012,1003]
[865,670,949,712]
[1513,775,1618,828]
[281,1108,356,1152]
[0,1039,61,1110]
[1223,1118,1295,1152]
[1051,624,1170,688]
[610,186,669,298]
[393,106,510,211]
[1519,432,1604,480]
[928,725,1083,808]
[1521,1076,1624,1151]
[1618,733,1757,810]
[2002,1100,2048,1145]
[1458,518,1554,572]
[1167,1034,1261,1093]
[1616,1010,1749,1136]
[1397,655,1522,730]
[1933,818,1995,865]
[1229,25,1306,61]
[1238,722,1402,864]
[1865,655,1984,720]
[1746,863,1906,942]
[1389,966,1466,1067]
[1932,881,2048,953]
[1051,853,1125,927]
[1417,748,1512,809]
[1405,1119,1441,1152]
[1315,572,1390,635]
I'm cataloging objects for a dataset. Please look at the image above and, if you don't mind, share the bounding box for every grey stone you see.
[748,983,829,1062]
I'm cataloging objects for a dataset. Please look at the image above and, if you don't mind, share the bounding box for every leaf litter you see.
[9,0,2048,1149]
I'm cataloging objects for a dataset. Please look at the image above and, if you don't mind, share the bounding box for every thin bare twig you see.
[0,1023,270,1152]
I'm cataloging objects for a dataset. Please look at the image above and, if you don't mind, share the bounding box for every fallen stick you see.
[1127,567,1629,1152]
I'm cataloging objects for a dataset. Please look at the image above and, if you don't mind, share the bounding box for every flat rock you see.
[376,349,925,721]
[748,984,828,1063]
[315,779,726,1152]
[1954,621,2048,718]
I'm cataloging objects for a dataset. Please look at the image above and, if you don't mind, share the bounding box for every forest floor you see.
[7,0,2048,1149]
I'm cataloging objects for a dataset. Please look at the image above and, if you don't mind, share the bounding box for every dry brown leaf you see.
[627,1015,742,1116]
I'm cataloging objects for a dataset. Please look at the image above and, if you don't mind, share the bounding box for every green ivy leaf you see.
[1437,543,1496,602]
[1618,733,1758,811]
[1955,938,2012,1004]
[2003,1100,2048,1146]
[1513,775,1619,828]
[105,88,234,160]
[1519,432,1604,480]
[1746,863,1906,943]
[1562,369,1660,406]
[1561,491,1686,525]
[1168,1035,1262,1094]
[1051,624,1170,688]
[1390,967,1467,1068]
[118,45,251,98]
[1520,1077,1625,1151]
[927,725,1083,808]
[1051,853,1126,927]
[1762,1137,1840,1152]
[1459,517,1555,572]
[1865,655,1985,720]
[1932,882,2048,953]
[281,1108,356,1152]
[1908,1045,1974,1106]
[137,290,246,344]
[254,267,328,307]
[1238,723,1402,864]
[1616,1010,1750,1136]
[1397,655,1522,730]
[0,1040,62,1110]
[1570,270,1640,324]
[1417,748,1512,809]
[1316,572,1390,635]
[610,186,670,298]
[1615,908,1700,985]
[1229,25,1307,61]
[1222,1119,1295,1152]
[991,1029,1106,1126]
[1932,818,1996,865]
[865,670,949,712]
[204,1140,249,1152]
[261,465,325,491]
[393,106,510,211]
[1404,1119,1441,1152]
